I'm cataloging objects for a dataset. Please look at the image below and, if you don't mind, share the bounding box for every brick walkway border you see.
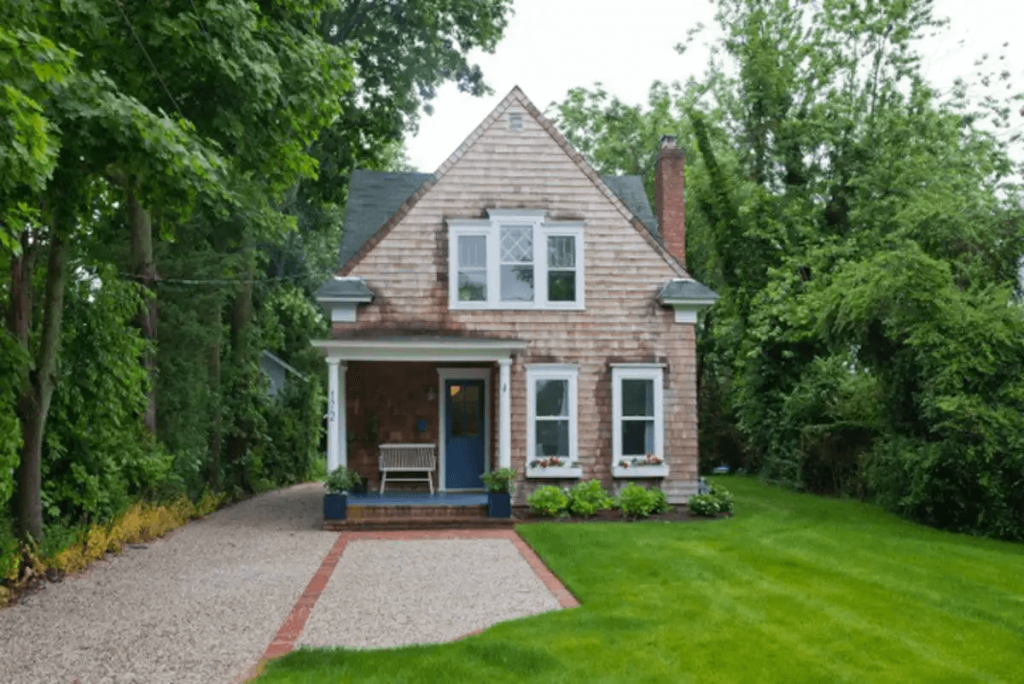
[243,529,578,680]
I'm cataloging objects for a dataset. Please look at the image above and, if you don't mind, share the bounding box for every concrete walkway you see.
[0,486,577,684]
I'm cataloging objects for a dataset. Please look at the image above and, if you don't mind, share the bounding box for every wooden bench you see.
[378,443,437,494]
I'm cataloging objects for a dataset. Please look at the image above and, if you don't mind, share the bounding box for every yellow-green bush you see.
[46,493,225,577]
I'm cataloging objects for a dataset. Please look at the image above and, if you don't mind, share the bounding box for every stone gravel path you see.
[0,483,336,684]
[0,489,576,683]
[298,536,562,649]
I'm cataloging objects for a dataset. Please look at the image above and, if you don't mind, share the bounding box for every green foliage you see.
[324,466,359,493]
[650,487,672,514]
[264,376,323,487]
[44,270,176,523]
[687,494,721,517]
[481,468,517,494]
[616,483,659,519]
[0,513,20,582]
[555,0,1024,541]
[527,486,569,517]
[566,479,612,517]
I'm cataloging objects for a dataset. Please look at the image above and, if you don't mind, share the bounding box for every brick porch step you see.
[322,515,515,531]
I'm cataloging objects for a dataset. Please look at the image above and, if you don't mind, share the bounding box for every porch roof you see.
[311,336,527,362]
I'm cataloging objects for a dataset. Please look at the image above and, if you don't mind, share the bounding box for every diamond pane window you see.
[500,225,534,301]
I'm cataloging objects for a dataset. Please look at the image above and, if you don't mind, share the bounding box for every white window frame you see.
[448,209,585,311]
[611,365,668,478]
[526,365,582,479]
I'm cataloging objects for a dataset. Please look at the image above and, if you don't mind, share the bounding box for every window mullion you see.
[486,227,499,306]
[535,223,547,306]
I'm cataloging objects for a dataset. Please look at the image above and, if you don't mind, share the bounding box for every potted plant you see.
[323,466,359,520]
[481,467,516,518]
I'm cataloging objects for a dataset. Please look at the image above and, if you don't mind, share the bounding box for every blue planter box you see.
[323,492,347,520]
[487,492,512,518]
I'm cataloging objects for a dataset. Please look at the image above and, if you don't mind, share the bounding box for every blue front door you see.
[445,379,485,489]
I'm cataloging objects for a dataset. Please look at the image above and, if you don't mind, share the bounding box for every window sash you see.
[527,367,578,465]
[611,367,663,462]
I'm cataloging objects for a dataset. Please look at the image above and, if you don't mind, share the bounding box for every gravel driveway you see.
[0,483,336,684]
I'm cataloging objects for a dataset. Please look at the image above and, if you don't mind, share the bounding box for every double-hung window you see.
[611,366,667,477]
[449,210,584,310]
[526,366,580,477]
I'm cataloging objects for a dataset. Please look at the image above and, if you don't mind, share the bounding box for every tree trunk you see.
[127,183,158,435]
[14,232,69,541]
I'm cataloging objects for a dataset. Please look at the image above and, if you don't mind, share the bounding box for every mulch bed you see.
[512,507,731,524]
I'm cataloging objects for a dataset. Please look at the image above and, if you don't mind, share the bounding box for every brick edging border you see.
[243,528,578,680]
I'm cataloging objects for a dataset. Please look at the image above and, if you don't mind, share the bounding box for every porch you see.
[312,336,527,497]
[321,491,515,531]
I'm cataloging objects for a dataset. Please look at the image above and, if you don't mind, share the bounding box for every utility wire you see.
[114,0,188,122]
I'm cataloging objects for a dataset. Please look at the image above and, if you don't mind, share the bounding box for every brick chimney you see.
[654,134,686,267]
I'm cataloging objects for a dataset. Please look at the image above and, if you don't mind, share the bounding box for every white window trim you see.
[612,366,668,478]
[526,365,582,479]
[448,211,585,311]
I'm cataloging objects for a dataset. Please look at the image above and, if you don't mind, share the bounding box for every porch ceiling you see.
[311,336,527,362]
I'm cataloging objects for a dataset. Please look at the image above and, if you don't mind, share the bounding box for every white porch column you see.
[498,359,512,470]
[326,359,347,472]
[339,362,348,469]
[326,359,340,473]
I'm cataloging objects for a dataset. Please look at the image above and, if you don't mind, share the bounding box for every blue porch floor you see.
[346,492,488,507]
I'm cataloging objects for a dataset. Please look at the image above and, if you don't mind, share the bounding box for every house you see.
[311,87,717,503]
[260,350,305,399]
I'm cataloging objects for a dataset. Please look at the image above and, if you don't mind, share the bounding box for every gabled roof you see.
[337,170,432,269]
[601,175,658,237]
[315,276,373,301]
[659,279,720,303]
[333,86,689,278]
[335,171,659,268]
[261,350,306,380]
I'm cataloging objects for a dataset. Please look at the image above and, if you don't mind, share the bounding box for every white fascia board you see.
[311,338,528,363]
[660,297,717,307]
[317,296,373,303]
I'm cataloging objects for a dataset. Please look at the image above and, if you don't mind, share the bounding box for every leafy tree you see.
[555,0,1024,538]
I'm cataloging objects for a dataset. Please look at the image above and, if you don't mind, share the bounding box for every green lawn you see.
[258,478,1024,683]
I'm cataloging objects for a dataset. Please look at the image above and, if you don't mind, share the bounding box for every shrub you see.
[324,466,359,493]
[0,515,19,583]
[709,485,734,514]
[481,468,517,494]
[617,483,658,519]
[527,486,568,517]
[566,480,612,517]
[688,494,721,517]
[650,487,672,514]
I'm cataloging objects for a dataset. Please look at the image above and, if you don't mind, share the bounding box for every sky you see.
[405,0,1024,173]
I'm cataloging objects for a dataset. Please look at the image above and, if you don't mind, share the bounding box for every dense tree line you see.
[554,0,1024,540]
[0,0,511,564]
